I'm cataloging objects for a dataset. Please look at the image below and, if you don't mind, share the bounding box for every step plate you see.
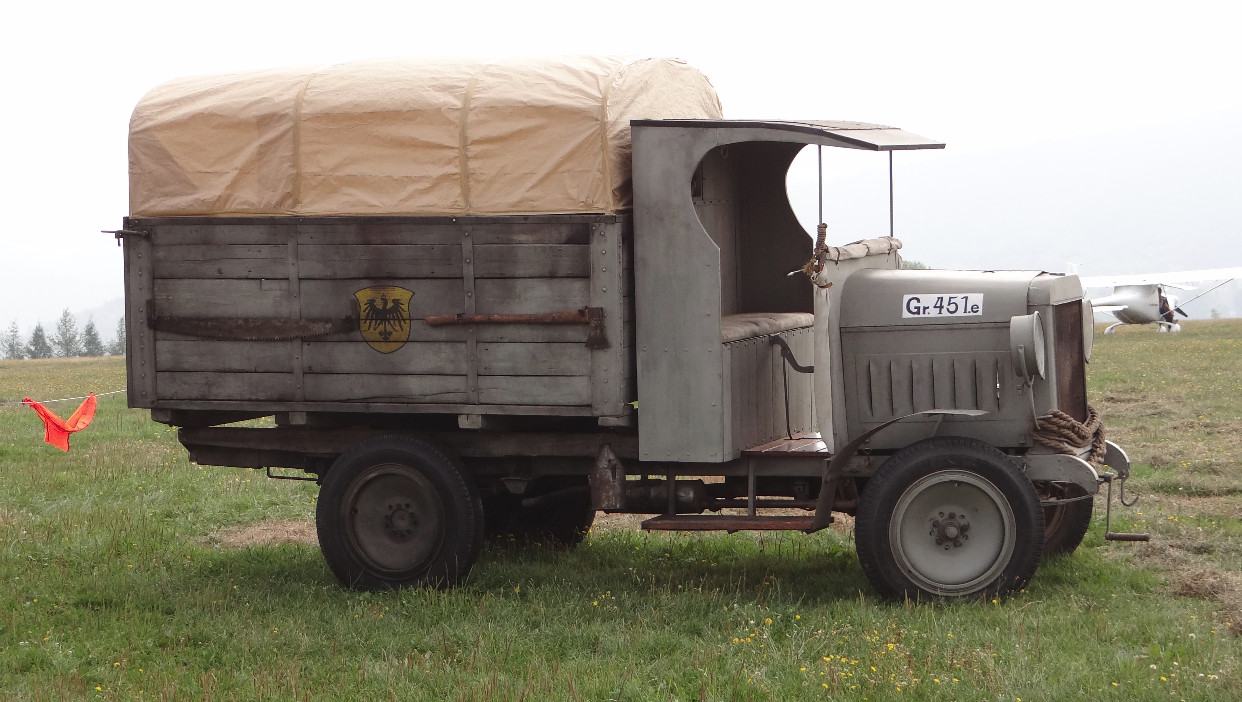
[641,514,818,532]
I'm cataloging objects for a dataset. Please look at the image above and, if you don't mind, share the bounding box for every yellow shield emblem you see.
[355,286,414,353]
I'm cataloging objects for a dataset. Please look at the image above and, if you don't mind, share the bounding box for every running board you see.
[641,515,824,533]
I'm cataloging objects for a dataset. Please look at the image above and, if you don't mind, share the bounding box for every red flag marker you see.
[23,393,97,451]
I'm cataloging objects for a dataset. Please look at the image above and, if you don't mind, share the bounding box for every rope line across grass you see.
[0,389,126,407]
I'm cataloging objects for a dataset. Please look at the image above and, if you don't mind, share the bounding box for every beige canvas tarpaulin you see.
[129,56,722,217]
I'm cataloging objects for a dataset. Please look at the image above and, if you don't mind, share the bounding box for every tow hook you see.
[1101,472,1150,542]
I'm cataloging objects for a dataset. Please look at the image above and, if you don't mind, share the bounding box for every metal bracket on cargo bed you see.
[104,229,149,246]
[425,306,609,349]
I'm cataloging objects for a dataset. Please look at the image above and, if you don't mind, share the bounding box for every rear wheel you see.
[856,437,1044,600]
[316,435,483,590]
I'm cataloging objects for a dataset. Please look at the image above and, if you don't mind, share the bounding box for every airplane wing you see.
[1078,267,1242,289]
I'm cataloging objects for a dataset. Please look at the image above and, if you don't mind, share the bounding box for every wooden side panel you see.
[157,340,294,373]
[304,374,467,403]
[725,327,814,454]
[153,244,288,279]
[122,232,157,407]
[131,216,633,417]
[299,245,461,279]
[477,343,588,376]
[302,342,467,375]
[158,372,298,401]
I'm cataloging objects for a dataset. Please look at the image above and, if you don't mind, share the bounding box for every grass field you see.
[1,321,1240,701]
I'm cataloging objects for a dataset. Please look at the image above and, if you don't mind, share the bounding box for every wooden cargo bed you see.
[121,215,635,426]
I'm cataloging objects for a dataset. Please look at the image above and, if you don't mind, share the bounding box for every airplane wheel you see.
[856,438,1044,600]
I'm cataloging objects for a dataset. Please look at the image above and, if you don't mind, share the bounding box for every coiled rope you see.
[1032,406,1107,463]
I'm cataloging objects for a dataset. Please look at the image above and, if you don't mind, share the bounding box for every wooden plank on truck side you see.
[303,373,468,403]
[477,342,589,376]
[153,279,295,318]
[299,278,465,320]
[141,222,290,246]
[471,222,591,246]
[588,219,631,418]
[156,340,294,373]
[475,278,590,314]
[473,244,590,278]
[302,341,468,375]
[151,244,289,279]
[477,375,591,406]
[299,245,462,279]
[157,371,298,401]
[297,221,464,246]
[123,230,157,408]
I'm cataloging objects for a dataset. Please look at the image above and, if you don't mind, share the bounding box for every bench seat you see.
[719,312,815,343]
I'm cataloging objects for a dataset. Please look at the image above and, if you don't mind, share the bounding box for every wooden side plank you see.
[153,279,295,319]
[473,245,590,278]
[157,340,295,373]
[148,223,290,246]
[157,372,297,401]
[477,375,591,406]
[152,323,590,345]
[297,222,464,245]
[299,245,461,279]
[152,244,287,280]
[301,279,465,319]
[470,223,591,246]
[474,278,590,314]
[302,341,468,375]
[477,342,589,376]
[303,373,467,403]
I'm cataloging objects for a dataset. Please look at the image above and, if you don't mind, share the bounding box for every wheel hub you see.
[385,502,418,537]
[929,511,970,549]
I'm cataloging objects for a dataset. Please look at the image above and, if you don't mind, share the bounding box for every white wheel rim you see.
[889,469,1016,596]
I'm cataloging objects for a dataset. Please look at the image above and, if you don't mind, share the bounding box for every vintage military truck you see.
[116,56,1143,600]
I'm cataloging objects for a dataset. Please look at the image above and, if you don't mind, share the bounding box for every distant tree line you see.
[2,310,125,360]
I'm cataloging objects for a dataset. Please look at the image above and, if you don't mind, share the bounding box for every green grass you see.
[2,330,1241,701]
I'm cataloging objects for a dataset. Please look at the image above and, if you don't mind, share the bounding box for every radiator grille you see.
[859,352,1004,422]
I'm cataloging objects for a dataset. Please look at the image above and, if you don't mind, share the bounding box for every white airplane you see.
[1075,267,1242,333]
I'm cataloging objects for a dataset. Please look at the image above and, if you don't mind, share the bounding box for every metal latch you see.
[104,229,149,246]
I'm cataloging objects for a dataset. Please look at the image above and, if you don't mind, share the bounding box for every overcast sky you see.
[2,0,1239,334]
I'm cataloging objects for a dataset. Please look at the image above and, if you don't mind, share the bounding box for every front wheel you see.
[1042,487,1093,556]
[856,437,1044,600]
[316,435,483,590]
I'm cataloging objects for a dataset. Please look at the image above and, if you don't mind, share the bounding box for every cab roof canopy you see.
[128,56,723,217]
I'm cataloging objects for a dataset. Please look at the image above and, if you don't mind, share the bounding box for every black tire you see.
[316,435,483,590]
[856,437,1044,601]
[1042,490,1093,556]
[483,476,595,548]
